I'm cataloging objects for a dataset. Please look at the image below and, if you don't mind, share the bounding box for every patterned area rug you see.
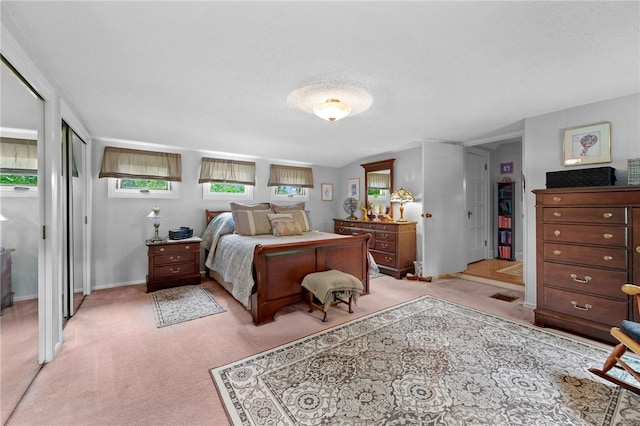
[497,262,523,276]
[211,296,640,425]
[151,285,225,327]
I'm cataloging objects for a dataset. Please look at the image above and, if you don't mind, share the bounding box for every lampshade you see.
[313,98,352,122]
[147,205,162,242]
[390,188,414,222]
[390,188,414,204]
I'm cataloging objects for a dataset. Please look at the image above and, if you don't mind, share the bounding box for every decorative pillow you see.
[272,219,303,236]
[267,213,293,226]
[282,209,311,232]
[230,202,271,211]
[272,202,305,212]
[232,209,273,235]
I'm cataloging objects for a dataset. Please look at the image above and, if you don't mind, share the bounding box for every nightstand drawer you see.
[376,231,397,243]
[149,242,200,255]
[155,251,196,266]
[154,262,197,279]
[543,287,627,327]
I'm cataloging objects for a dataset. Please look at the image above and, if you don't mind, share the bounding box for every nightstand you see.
[1,249,15,315]
[146,238,201,292]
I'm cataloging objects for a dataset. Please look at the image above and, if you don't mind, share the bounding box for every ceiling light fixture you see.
[287,84,372,122]
[313,98,352,122]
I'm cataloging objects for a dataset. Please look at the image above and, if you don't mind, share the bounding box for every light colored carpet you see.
[151,285,225,327]
[211,295,639,425]
[496,262,523,276]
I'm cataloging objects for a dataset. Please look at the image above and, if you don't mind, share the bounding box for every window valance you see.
[98,146,182,181]
[267,164,314,188]
[367,172,390,189]
[0,137,38,174]
[198,157,256,185]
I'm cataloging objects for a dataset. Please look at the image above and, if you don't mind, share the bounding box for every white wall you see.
[522,93,640,308]
[90,139,342,288]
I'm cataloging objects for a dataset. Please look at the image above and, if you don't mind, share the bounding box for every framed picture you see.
[321,183,333,201]
[563,122,611,166]
[347,178,360,200]
[500,162,513,174]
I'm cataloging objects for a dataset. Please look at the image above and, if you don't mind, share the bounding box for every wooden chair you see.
[589,284,640,394]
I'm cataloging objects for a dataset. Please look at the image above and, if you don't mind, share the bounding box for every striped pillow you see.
[232,209,273,235]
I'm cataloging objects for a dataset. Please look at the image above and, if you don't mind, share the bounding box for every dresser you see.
[334,219,416,279]
[146,238,201,292]
[533,186,640,344]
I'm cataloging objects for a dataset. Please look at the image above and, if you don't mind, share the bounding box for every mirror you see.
[361,158,395,220]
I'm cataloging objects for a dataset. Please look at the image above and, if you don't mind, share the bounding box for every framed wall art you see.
[563,122,611,166]
[500,162,513,174]
[347,178,360,200]
[321,183,333,201]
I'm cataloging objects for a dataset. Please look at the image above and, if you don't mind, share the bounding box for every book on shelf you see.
[498,246,512,259]
[498,215,512,228]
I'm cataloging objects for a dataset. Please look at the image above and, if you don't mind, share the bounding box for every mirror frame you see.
[361,158,395,220]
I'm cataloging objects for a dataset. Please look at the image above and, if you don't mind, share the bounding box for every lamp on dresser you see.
[147,205,163,242]
[390,188,414,222]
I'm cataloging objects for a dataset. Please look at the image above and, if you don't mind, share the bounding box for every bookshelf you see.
[497,181,515,260]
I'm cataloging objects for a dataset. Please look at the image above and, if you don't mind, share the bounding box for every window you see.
[0,137,38,197]
[108,178,179,199]
[270,185,309,202]
[202,182,254,200]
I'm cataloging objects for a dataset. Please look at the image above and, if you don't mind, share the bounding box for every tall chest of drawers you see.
[334,219,416,279]
[533,186,640,344]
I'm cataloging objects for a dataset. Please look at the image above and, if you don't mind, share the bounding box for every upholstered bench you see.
[301,270,364,322]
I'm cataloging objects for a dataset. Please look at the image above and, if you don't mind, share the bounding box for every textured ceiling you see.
[2,1,638,167]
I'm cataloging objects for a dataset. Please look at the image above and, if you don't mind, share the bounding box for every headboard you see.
[206,210,229,225]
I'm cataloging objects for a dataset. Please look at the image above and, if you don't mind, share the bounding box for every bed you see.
[202,209,370,325]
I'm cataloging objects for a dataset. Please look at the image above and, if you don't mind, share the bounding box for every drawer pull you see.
[603,213,613,219]
[170,267,181,274]
[381,233,389,238]
[636,246,640,254]
[603,233,613,240]
[553,212,562,217]
[571,301,592,311]
[381,243,389,249]
[169,256,181,261]
[185,245,190,250]
[553,250,562,255]
[553,197,561,202]
[159,247,165,252]
[570,273,592,284]
[554,230,560,236]
[603,255,613,261]
[384,256,393,262]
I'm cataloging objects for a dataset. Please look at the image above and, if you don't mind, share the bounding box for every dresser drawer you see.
[542,207,627,224]
[544,243,627,269]
[149,242,200,255]
[543,224,627,247]
[154,262,197,279]
[374,223,397,231]
[154,251,196,266]
[375,240,396,253]
[371,250,396,268]
[335,220,376,230]
[543,287,627,327]
[376,230,397,243]
[542,262,628,300]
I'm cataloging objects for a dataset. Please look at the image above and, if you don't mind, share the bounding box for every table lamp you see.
[390,188,414,222]
[147,205,163,242]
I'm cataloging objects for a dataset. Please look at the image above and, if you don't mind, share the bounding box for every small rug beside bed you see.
[150,285,226,327]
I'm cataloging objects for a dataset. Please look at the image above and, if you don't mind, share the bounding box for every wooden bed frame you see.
[205,210,370,325]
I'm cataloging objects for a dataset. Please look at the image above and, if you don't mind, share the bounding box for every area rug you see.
[150,285,225,327]
[497,262,523,276]
[211,296,640,425]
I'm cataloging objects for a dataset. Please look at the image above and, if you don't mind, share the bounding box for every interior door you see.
[421,143,466,276]
[465,149,489,263]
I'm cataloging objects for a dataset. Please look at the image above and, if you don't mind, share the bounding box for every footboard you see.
[251,234,370,325]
